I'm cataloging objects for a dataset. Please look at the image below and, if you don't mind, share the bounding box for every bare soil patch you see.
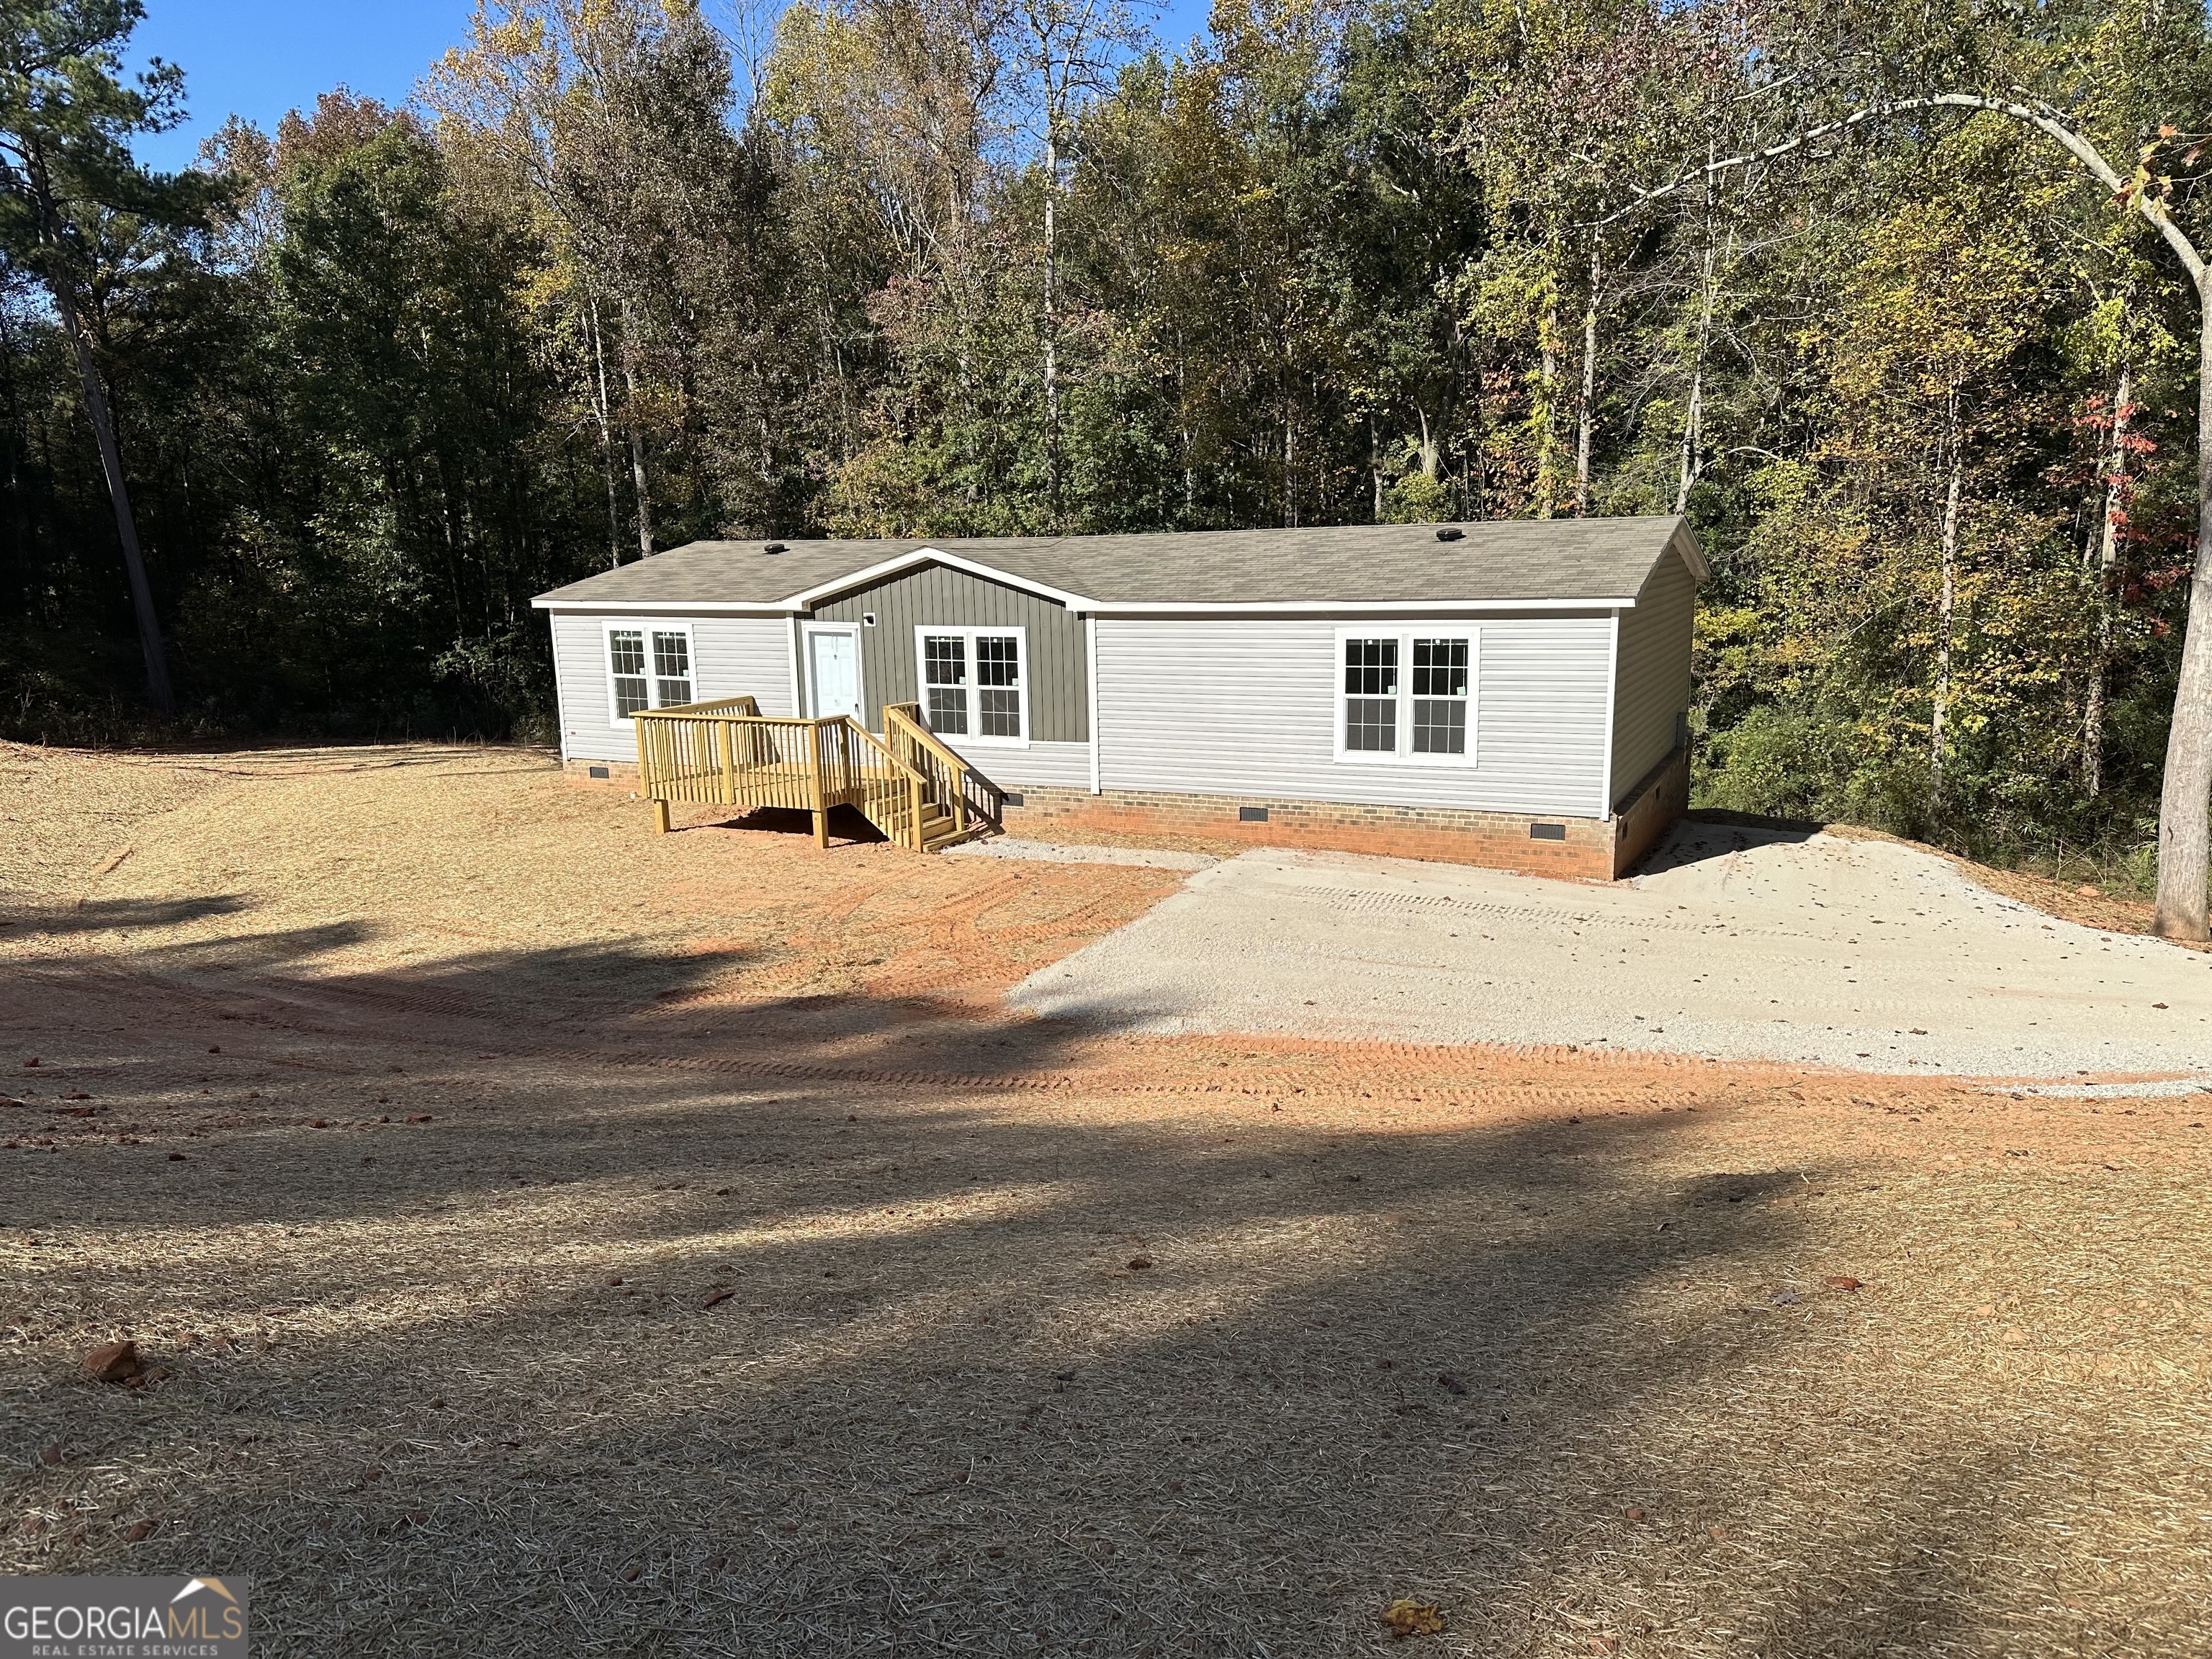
[2,743,2208,1655]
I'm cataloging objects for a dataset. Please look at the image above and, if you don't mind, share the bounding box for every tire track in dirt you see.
[15,957,1994,1123]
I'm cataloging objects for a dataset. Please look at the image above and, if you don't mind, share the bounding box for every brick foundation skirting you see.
[565,759,642,783]
[567,745,1692,882]
[1007,747,1691,882]
[1609,745,1692,877]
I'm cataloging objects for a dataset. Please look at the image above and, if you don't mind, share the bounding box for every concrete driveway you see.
[1007,821,2212,1079]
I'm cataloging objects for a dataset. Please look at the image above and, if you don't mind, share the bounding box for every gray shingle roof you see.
[531,518,1698,609]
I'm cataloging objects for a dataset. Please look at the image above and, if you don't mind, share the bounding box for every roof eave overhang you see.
[532,597,804,613]
[531,594,1640,615]
[1080,597,1637,616]
[1670,518,1712,583]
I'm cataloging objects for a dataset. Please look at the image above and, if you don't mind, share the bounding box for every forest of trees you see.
[4,0,2210,895]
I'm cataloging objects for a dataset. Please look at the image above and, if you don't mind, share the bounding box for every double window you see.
[917,627,1027,743]
[1336,630,1477,763]
[605,624,694,723]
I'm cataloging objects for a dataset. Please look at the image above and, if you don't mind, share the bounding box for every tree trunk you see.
[2153,297,2212,938]
[1932,388,1961,809]
[1043,130,1061,513]
[586,292,623,568]
[1179,351,1194,522]
[2084,363,2131,798]
[1575,242,1602,517]
[1676,238,1716,516]
[1370,420,1385,521]
[1416,405,1442,480]
[58,284,171,713]
[619,300,654,557]
[1536,285,1559,521]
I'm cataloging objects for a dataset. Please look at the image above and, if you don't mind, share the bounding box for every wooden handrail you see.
[883,702,966,773]
[635,694,760,718]
[843,719,930,850]
[884,702,1001,835]
[632,701,991,852]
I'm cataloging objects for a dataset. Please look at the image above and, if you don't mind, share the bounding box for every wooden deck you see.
[631,696,1002,851]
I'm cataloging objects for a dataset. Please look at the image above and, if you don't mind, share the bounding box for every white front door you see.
[806,627,863,722]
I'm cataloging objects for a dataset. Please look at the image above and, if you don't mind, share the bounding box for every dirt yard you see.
[4,742,2210,1656]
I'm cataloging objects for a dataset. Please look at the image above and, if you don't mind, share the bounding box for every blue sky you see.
[130,0,476,171]
[129,0,1217,174]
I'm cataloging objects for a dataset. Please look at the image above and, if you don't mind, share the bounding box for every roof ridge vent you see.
[1434,526,1463,542]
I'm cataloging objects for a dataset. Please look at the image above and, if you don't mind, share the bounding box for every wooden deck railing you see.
[631,697,996,851]
[884,702,1005,834]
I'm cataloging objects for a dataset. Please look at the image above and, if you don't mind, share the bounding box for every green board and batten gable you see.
[811,563,1090,742]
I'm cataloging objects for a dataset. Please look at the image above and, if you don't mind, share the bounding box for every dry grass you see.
[2,742,2210,1656]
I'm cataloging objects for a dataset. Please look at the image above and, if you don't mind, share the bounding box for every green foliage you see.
[1,0,2207,881]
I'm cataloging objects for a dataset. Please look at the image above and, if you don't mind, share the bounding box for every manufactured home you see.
[531,518,1703,879]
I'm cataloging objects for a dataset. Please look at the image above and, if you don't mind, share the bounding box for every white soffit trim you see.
[534,593,1634,616]
[786,546,1097,611]
[1084,597,1637,615]
[534,598,801,614]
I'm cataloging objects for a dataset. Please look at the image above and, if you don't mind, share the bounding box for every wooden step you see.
[921,817,985,851]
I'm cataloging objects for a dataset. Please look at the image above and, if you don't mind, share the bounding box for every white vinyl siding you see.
[550,612,795,763]
[1094,616,1612,817]
[935,738,1093,791]
[1609,546,1698,804]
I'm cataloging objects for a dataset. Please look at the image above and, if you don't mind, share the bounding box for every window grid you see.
[1338,631,1475,763]
[922,634,971,734]
[609,629,648,719]
[652,629,692,709]
[1343,638,1398,752]
[919,629,1025,742]
[1411,637,1469,755]
[924,635,967,688]
[926,686,969,734]
[979,688,1022,737]
[606,624,694,724]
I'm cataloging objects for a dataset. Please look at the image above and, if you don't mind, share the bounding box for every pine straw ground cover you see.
[2,742,2211,1656]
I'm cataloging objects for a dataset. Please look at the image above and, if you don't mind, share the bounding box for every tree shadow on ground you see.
[0,950,2036,1658]
[1629,812,1824,879]
[0,894,253,936]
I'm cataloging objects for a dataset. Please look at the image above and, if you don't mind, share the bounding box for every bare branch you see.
[1596,91,2208,290]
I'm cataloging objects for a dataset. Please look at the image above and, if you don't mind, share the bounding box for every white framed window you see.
[603,620,696,726]
[1332,627,1478,765]
[915,626,1028,745]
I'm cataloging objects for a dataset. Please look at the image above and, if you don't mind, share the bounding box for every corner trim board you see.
[1596,610,1621,819]
[1085,617,1101,793]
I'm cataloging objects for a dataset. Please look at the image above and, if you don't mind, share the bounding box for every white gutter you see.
[1082,598,1637,615]
[534,598,801,614]
[535,595,1637,616]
